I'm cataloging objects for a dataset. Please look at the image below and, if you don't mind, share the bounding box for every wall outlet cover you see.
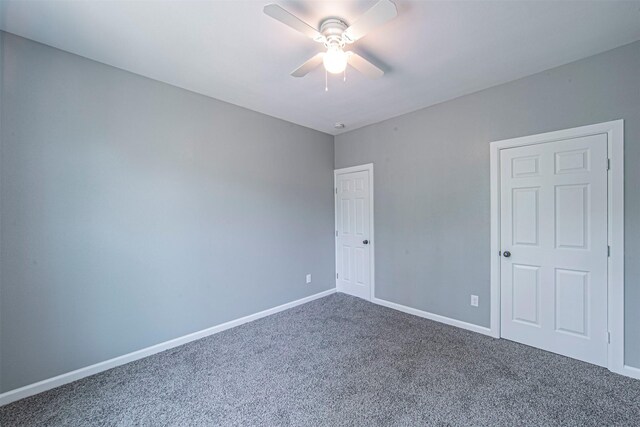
[306,274,312,284]
[471,295,479,307]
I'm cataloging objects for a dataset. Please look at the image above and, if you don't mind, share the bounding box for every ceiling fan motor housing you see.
[320,18,349,48]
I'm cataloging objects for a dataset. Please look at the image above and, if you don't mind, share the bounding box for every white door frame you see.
[334,163,375,301]
[489,120,631,377]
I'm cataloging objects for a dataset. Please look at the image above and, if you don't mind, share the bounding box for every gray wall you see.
[0,28,3,389]
[0,32,335,393]
[335,41,640,368]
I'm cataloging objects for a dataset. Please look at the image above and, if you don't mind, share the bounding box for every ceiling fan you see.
[263,0,398,83]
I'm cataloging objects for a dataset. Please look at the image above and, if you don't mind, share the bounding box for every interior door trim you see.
[489,120,630,378]
[334,163,375,301]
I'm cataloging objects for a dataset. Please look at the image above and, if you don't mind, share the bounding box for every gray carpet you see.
[1,293,639,426]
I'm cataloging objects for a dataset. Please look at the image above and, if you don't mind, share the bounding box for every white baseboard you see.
[621,364,640,380]
[0,288,336,407]
[371,297,493,337]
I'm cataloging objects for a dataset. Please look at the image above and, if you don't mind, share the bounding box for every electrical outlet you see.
[306,274,312,284]
[471,295,479,307]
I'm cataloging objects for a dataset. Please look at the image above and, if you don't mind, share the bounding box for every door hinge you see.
[335,230,338,237]
[335,188,338,194]
[607,158,611,170]
[608,331,611,344]
[608,245,611,257]
[336,273,339,279]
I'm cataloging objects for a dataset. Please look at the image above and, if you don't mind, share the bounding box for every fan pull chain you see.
[343,68,346,82]
[325,69,328,92]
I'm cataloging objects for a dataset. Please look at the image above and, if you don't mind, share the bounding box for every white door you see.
[335,168,372,300]
[500,134,608,366]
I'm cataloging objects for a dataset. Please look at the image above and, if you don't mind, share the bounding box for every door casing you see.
[489,120,628,377]
[334,163,375,301]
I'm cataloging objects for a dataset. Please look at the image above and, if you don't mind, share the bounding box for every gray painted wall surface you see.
[0,32,335,392]
[0,28,3,389]
[335,41,640,368]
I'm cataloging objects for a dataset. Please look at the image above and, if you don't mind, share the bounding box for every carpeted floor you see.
[1,293,640,426]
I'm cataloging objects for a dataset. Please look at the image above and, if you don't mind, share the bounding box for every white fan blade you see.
[348,53,384,79]
[264,4,324,42]
[343,0,397,43]
[291,52,325,77]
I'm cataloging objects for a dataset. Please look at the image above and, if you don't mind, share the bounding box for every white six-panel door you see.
[335,168,372,300]
[500,134,608,366]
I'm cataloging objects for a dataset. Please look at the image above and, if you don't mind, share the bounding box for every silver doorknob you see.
[503,251,511,258]
[363,240,369,245]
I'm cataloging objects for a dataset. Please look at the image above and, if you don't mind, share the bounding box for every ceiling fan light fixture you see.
[264,0,397,80]
[323,46,348,74]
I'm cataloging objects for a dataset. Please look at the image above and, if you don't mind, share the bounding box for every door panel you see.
[555,268,589,336]
[511,264,540,326]
[336,169,371,300]
[512,187,540,246]
[500,134,608,366]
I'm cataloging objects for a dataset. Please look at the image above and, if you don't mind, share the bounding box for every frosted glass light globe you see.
[323,47,348,74]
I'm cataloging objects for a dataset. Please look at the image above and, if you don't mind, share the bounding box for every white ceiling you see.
[1,1,639,135]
